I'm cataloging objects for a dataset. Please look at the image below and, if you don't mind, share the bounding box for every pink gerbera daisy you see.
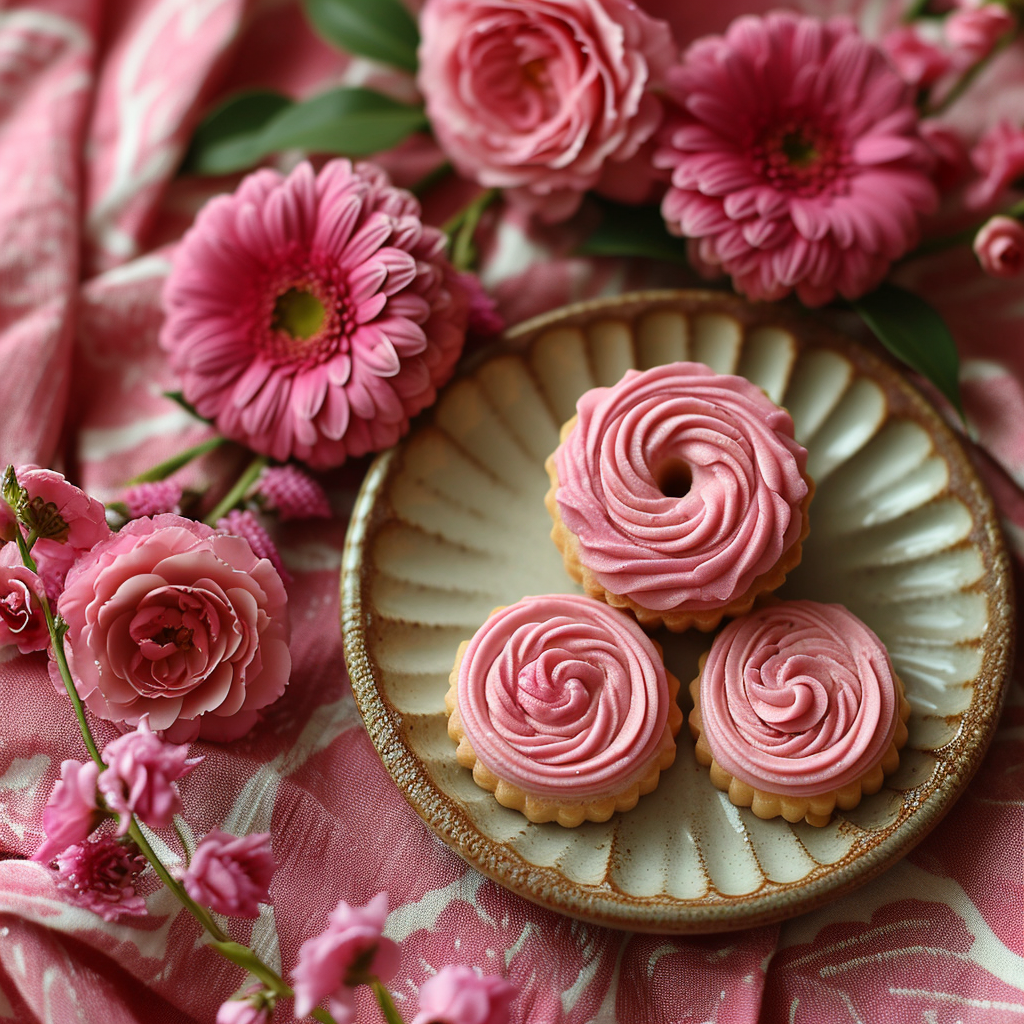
[160,160,469,469]
[656,12,938,306]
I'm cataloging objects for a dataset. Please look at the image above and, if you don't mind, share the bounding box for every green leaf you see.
[577,201,691,265]
[254,87,428,157]
[183,90,293,175]
[302,0,419,72]
[852,283,964,419]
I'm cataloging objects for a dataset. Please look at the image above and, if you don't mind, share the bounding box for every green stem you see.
[443,188,499,272]
[370,979,406,1024]
[903,0,931,22]
[203,455,269,526]
[127,436,227,484]
[411,160,453,197]
[902,198,1024,261]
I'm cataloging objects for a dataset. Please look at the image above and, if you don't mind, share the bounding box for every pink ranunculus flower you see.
[412,966,517,1024]
[31,759,102,865]
[655,12,938,306]
[0,546,50,654]
[291,893,400,1022]
[966,120,1024,210]
[161,160,469,470]
[54,513,290,742]
[973,215,1024,277]
[98,718,201,832]
[882,25,952,88]
[417,0,676,221]
[54,834,148,921]
[254,465,331,521]
[183,828,274,918]
[945,5,1015,60]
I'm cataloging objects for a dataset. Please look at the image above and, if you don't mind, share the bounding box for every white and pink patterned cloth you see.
[0,1,1022,1022]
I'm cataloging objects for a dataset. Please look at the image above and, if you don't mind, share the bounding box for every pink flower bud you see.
[0,497,17,544]
[31,759,102,864]
[0,546,50,654]
[946,5,1016,60]
[412,966,517,1024]
[120,481,183,518]
[216,510,290,584]
[217,984,273,1024]
[97,718,202,832]
[291,893,400,1022]
[974,215,1024,277]
[54,834,148,921]
[882,26,952,88]
[254,466,331,522]
[183,828,274,918]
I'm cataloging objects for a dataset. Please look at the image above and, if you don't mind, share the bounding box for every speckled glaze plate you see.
[341,291,1014,933]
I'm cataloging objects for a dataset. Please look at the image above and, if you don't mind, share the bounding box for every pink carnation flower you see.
[161,160,469,470]
[417,0,676,221]
[98,718,201,832]
[882,26,952,88]
[55,835,148,921]
[121,480,183,518]
[254,465,331,521]
[31,759,102,865]
[292,893,400,1022]
[412,966,517,1024]
[966,120,1024,210]
[0,546,50,654]
[183,828,274,918]
[945,5,1015,60]
[973,215,1024,277]
[656,12,938,306]
[55,514,291,742]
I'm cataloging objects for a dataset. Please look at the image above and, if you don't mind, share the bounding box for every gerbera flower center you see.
[272,288,326,341]
[752,119,847,197]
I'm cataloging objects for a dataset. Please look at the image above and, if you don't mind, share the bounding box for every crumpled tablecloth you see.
[0,1,1021,1022]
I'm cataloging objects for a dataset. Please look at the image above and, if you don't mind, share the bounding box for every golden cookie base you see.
[687,652,912,827]
[446,622,683,829]
[544,415,815,634]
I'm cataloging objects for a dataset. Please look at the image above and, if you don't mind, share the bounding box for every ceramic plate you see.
[341,291,1014,933]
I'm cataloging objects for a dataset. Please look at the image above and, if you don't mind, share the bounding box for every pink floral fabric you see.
[0,1,1021,1023]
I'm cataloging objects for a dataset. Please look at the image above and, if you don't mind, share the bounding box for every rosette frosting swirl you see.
[700,601,900,797]
[554,362,809,611]
[458,594,669,799]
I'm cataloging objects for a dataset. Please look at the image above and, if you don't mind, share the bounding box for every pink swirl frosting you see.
[458,594,669,799]
[700,601,900,797]
[554,362,809,611]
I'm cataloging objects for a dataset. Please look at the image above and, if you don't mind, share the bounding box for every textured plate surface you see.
[341,291,1014,933]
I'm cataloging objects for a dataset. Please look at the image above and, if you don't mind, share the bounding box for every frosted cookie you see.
[446,594,682,828]
[545,362,813,632]
[688,600,911,827]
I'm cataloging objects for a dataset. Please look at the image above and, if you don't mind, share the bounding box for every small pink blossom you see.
[161,160,469,470]
[31,759,102,864]
[183,828,274,918]
[121,481,183,518]
[656,12,937,306]
[291,893,400,1022]
[417,0,676,221]
[97,718,201,832]
[0,546,49,654]
[254,466,331,521]
[217,986,273,1024]
[412,966,517,1024]
[54,834,148,921]
[945,5,1015,60]
[216,510,290,585]
[920,121,972,190]
[882,26,952,88]
[973,215,1024,277]
[55,514,291,741]
[966,120,1024,209]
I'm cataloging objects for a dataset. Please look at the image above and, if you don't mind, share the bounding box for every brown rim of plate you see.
[340,289,1016,934]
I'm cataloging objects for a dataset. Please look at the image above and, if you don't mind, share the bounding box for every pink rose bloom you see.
[120,480,183,518]
[0,546,50,654]
[966,120,1024,209]
[973,215,1024,277]
[412,966,517,1024]
[656,13,938,306]
[183,828,274,918]
[417,0,676,221]
[55,514,290,742]
[945,5,1015,60]
[882,26,952,88]
[54,834,148,921]
[217,985,272,1024]
[292,893,400,1022]
[254,465,331,521]
[98,718,201,831]
[31,759,102,864]
[161,160,469,470]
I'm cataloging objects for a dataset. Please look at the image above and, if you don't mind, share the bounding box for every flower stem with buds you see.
[204,454,269,526]
[127,436,227,484]
[444,189,499,272]
[903,197,1024,261]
